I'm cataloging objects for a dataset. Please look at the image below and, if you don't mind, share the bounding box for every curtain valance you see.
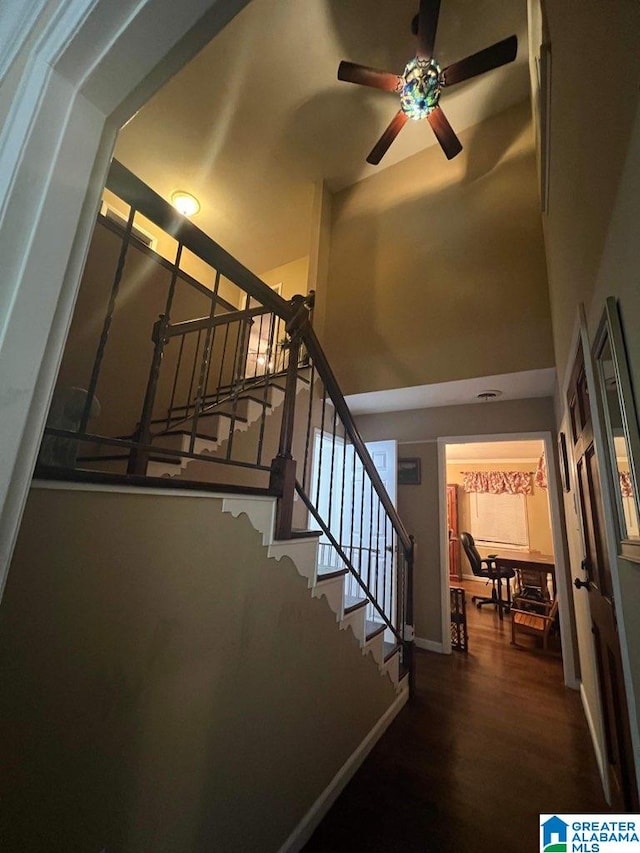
[462,470,532,495]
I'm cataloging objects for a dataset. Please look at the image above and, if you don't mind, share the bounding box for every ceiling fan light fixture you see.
[171,191,200,217]
[400,57,442,120]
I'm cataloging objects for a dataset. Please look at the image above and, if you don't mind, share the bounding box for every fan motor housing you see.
[400,57,442,120]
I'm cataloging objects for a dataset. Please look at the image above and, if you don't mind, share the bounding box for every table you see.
[477,549,556,620]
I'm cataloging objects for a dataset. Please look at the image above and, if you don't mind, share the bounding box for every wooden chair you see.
[512,566,551,614]
[511,598,559,650]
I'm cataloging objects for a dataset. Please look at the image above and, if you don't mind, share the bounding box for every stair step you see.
[289,528,323,540]
[317,567,348,582]
[365,619,386,640]
[150,410,247,428]
[383,640,401,662]
[200,392,273,408]
[344,595,368,614]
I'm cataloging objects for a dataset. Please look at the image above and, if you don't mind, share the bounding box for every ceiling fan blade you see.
[427,107,462,160]
[442,35,517,87]
[367,111,409,165]
[416,0,441,59]
[338,61,403,93]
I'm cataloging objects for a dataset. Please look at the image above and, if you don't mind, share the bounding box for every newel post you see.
[128,313,169,475]
[270,295,309,539]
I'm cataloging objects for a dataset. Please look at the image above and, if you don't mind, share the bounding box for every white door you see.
[312,434,398,626]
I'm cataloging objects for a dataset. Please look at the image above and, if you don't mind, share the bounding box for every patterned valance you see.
[620,471,634,498]
[462,471,532,495]
[535,453,548,490]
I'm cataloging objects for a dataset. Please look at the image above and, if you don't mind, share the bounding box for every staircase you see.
[221,492,405,688]
[146,370,311,480]
[40,159,415,697]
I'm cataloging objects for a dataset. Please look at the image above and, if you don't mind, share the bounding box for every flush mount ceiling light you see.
[171,191,200,217]
[337,0,517,164]
[476,390,503,401]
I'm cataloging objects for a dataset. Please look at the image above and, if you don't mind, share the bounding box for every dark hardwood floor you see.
[304,579,608,853]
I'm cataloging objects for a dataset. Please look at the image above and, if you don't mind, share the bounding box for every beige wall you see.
[540,1,640,792]
[0,485,397,851]
[101,188,243,306]
[446,461,554,557]
[542,1,640,384]
[260,254,310,301]
[322,100,554,396]
[356,396,556,643]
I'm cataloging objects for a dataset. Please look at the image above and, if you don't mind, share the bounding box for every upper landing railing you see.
[40,159,415,674]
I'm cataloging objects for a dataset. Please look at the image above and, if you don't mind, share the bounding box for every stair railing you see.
[41,159,414,679]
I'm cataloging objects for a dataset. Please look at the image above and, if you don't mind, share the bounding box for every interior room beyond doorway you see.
[445,437,560,659]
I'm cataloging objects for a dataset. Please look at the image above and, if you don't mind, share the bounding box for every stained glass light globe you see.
[400,57,442,120]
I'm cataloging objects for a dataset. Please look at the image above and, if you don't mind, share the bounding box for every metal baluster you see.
[226,318,250,460]
[256,313,277,466]
[189,293,217,453]
[384,508,389,622]
[339,431,347,560]
[80,205,136,434]
[128,313,170,475]
[351,444,358,582]
[186,329,202,421]
[315,385,327,508]
[359,461,366,586]
[216,322,231,406]
[376,495,382,619]
[301,364,316,493]
[368,479,375,608]
[167,334,185,430]
[164,242,184,319]
[327,407,337,530]
[202,269,222,406]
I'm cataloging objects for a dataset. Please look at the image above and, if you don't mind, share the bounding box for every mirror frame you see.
[593,297,640,563]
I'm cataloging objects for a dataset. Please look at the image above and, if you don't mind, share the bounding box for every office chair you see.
[459,531,515,615]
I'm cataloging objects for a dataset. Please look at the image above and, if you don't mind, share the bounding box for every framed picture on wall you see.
[398,458,421,485]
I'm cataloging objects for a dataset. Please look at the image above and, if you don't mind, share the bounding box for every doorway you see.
[438,432,577,688]
[312,434,398,629]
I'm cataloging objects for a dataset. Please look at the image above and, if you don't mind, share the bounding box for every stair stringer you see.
[221,495,405,690]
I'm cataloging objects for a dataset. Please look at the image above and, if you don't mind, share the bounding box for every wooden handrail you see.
[166,305,272,338]
[106,160,293,322]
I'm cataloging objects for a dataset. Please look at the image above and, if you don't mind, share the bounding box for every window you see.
[470,492,529,548]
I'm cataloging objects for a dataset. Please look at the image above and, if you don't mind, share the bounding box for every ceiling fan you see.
[337,0,517,165]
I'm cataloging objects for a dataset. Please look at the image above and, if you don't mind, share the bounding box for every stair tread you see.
[149,410,247,427]
[316,567,348,582]
[344,595,368,614]
[201,393,273,407]
[153,430,219,443]
[289,528,323,539]
[383,640,401,661]
[365,619,386,640]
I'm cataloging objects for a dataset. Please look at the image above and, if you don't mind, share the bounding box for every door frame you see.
[564,304,640,802]
[0,0,251,598]
[437,431,578,688]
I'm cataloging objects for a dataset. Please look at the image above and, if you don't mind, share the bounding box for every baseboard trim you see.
[278,685,409,853]
[580,681,610,804]
[415,636,444,654]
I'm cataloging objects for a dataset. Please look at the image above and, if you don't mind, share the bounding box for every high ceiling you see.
[115,0,531,275]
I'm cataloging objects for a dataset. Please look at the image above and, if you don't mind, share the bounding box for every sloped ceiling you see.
[114,0,531,275]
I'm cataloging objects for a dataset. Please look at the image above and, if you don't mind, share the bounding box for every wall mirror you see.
[593,297,640,562]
